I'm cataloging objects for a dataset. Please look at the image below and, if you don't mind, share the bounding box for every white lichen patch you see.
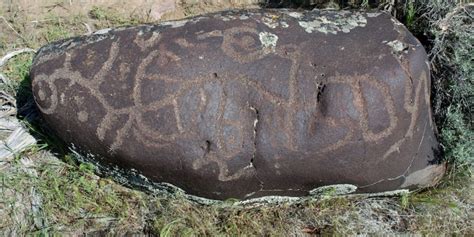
[238,196,301,206]
[298,11,367,34]
[262,16,279,29]
[349,189,409,198]
[239,14,250,20]
[366,12,381,18]
[219,13,239,22]
[136,25,154,36]
[261,13,290,29]
[309,184,358,196]
[286,11,303,19]
[161,19,190,28]
[386,40,408,53]
[259,32,278,51]
[58,39,75,49]
[93,28,112,35]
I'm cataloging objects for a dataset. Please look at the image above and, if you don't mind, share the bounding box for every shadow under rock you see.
[15,73,71,158]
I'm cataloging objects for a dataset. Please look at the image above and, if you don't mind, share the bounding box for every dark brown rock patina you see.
[30,9,445,200]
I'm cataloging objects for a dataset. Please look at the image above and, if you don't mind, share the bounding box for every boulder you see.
[30,9,444,200]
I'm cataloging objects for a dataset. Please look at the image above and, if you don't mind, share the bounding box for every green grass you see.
[0,1,472,235]
[422,2,473,169]
[442,105,473,166]
[1,154,147,234]
[35,160,145,231]
[405,0,416,29]
[89,6,149,28]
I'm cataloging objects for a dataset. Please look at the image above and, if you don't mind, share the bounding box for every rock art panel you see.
[30,9,444,200]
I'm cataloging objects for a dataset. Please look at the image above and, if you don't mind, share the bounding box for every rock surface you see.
[30,9,444,200]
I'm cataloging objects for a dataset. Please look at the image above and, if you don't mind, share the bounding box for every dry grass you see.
[0,0,472,235]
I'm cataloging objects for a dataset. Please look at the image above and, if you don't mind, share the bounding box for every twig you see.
[0,73,7,84]
[383,0,397,16]
[82,22,93,35]
[437,3,473,32]
[430,3,472,64]
[0,48,36,68]
[0,125,36,161]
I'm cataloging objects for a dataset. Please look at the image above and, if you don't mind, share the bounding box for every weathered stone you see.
[30,9,444,200]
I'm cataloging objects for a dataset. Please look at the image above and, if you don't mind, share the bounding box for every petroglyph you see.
[30,9,443,200]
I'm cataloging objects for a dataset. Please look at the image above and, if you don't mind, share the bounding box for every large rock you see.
[30,9,444,200]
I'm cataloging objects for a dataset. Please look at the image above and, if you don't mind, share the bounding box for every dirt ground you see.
[1,0,261,21]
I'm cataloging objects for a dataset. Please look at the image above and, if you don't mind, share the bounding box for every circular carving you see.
[222,26,268,63]
[32,74,58,114]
